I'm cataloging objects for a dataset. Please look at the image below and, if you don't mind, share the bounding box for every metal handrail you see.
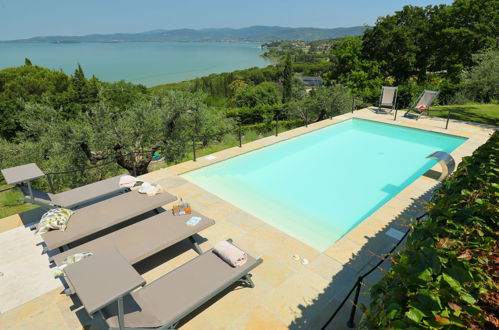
[321,212,427,329]
[0,185,17,193]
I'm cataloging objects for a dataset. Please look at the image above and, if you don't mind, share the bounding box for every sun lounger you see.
[52,210,215,267]
[1,163,129,209]
[41,190,176,252]
[377,86,398,114]
[64,242,262,329]
[404,90,439,119]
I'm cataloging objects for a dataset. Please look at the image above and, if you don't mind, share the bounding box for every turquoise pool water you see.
[183,119,466,251]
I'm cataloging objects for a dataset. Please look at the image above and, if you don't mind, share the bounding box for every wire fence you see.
[2,93,455,196]
[0,97,361,195]
[320,212,427,329]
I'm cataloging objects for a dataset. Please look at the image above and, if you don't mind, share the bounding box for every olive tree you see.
[11,90,233,189]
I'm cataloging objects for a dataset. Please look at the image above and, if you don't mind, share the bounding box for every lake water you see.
[0,42,270,86]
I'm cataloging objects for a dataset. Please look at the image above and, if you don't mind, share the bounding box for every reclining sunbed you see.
[41,190,176,252]
[404,90,439,119]
[1,163,130,209]
[377,86,398,114]
[64,242,263,329]
[53,209,215,296]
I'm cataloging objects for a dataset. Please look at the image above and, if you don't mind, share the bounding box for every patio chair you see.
[40,190,177,252]
[404,90,439,119]
[64,241,262,329]
[52,209,216,294]
[1,163,130,209]
[377,86,398,114]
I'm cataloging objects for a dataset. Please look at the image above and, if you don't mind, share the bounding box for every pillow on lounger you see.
[35,208,74,234]
[53,252,93,277]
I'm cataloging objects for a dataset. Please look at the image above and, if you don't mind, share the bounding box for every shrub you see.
[362,131,498,329]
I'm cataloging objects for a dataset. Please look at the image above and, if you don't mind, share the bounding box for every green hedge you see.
[362,132,498,329]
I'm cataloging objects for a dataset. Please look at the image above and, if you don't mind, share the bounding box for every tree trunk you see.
[114,143,161,176]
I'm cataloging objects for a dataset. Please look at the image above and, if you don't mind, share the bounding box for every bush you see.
[362,132,499,329]
[462,48,499,103]
[234,82,281,108]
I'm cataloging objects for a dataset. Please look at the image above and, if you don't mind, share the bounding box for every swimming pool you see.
[183,119,466,251]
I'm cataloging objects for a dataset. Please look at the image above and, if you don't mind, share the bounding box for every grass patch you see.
[429,103,499,126]
[0,186,38,219]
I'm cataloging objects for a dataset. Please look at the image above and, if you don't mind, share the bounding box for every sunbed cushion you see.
[35,208,74,234]
[52,210,214,266]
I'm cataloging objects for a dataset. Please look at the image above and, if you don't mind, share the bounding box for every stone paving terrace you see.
[0,109,495,329]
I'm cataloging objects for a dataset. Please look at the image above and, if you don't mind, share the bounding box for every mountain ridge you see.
[4,25,365,43]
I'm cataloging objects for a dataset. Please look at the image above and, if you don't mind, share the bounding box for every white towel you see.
[119,175,138,188]
[213,240,247,267]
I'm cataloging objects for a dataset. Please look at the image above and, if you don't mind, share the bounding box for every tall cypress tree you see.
[282,53,293,103]
[71,63,88,105]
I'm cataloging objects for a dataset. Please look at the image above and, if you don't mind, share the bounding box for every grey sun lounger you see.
[52,210,215,267]
[1,163,129,209]
[64,243,262,329]
[54,210,215,296]
[404,90,439,119]
[41,190,177,252]
[377,86,398,114]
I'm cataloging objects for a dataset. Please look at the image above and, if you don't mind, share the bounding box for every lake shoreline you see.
[0,41,270,87]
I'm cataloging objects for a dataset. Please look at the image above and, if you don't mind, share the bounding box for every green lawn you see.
[0,186,38,219]
[429,103,499,126]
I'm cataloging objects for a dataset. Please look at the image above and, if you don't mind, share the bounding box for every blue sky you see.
[0,0,453,40]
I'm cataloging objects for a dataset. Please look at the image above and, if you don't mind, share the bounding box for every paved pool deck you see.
[0,109,495,329]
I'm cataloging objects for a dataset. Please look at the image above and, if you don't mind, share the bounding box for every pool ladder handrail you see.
[426,151,455,181]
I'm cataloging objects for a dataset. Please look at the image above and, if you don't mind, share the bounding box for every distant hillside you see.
[6,26,365,43]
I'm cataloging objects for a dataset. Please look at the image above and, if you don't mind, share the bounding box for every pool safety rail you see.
[321,212,427,329]
[426,151,456,181]
[394,107,453,129]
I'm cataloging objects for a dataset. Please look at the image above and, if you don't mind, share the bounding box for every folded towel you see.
[213,240,247,267]
[119,175,138,188]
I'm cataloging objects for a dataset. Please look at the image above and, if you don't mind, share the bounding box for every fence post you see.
[445,110,450,129]
[275,111,279,136]
[192,136,197,162]
[238,122,242,148]
[305,108,308,127]
[347,276,363,328]
[46,174,55,194]
[394,108,399,121]
[351,96,355,114]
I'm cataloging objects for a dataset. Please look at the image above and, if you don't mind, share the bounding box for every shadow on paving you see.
[288,187,437,330]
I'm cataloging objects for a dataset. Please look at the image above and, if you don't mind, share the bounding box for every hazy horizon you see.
[2,25,364,42]
[0,0,453,41]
